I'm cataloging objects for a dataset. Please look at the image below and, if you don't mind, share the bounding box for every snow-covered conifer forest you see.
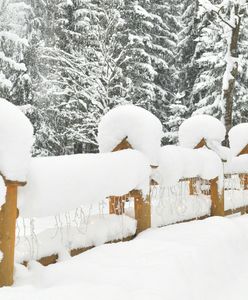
[1,0,247,155]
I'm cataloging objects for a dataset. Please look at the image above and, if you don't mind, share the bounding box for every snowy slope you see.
[2,216,248,300]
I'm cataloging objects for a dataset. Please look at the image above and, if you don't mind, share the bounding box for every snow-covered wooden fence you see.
[2,102,248,288]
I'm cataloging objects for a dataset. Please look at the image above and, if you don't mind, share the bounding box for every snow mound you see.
[0,98,33,182]
[98,105,163,166]
[18,150,151,217]
[179,115,225,149]
[224,155,248,174]
[153,145,223,186]
[229,123,248,156]
[214,145,232,161]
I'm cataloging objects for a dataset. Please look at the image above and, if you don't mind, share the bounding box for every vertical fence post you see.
[133,190,151,234]
[239,174,248,190]
[210,177,224,216]
[109,196,125,215]
[189,178,197,195]
[0,182,19,287]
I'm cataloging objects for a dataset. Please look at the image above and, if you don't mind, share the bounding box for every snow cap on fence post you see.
[97,104,163,166]
[0,98,33,182]
[178,114,226,154]
[0,98,33,287]
[229,123,248,157]
[178,115,225,216]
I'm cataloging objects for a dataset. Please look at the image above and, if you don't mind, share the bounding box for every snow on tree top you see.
[178,115,226,149]
[229,123,248,156]
[97,105,163,166]
[0,98,33,182]
[153,145,223,187]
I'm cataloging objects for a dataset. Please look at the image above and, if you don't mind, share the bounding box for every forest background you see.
[0,0,247,155]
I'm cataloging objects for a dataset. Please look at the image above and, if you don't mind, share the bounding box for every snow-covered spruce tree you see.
[233,5,248,124]
[0,0,30,103]
[24,0,103,155]
[191,9,225,118]
[118,0,178,139]
[176,0,200,127]
[193,0,246,145]
[153,0,185,143]
[74,0,130,108]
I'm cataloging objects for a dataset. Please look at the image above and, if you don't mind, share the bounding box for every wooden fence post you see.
[0,182,19,287]
[210,177,224,216]
[109,196,125,215]
[132,190,151,234]
[189,178,197,195]
[239,174,248,190]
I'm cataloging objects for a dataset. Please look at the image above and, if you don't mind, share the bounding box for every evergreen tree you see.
[0,0,29,102]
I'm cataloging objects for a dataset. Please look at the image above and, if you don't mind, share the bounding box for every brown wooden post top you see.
[0,172,26,187]
[112,137,132,152]
[237,144,248,156]
[194,138,207,149]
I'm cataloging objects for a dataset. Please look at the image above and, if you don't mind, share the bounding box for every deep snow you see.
[2,216,248,300]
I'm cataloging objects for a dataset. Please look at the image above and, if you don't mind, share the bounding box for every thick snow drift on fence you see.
[225,155,248,174]
[98,105,163,166]
[153,146,223,187]
[18,150,151,217]
[0,98,33,182]
[229,123,248,156]
[179,114,225,149]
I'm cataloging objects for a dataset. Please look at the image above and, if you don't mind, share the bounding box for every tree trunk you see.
[223,5,241,146]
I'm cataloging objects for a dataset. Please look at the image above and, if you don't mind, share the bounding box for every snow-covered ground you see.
[2,216,248,300]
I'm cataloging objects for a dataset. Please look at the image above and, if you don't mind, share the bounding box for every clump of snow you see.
[224,155,248,174]
[178,114,226,149]
[229,123,248,156]
[18,150,151,218]
[213,145,232,162]
[225,190,248,211]
[98,105,163,166]
[153,146,223,187]
[15,214,136,263]
[0,98,33,182]
[0,176,6,207]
